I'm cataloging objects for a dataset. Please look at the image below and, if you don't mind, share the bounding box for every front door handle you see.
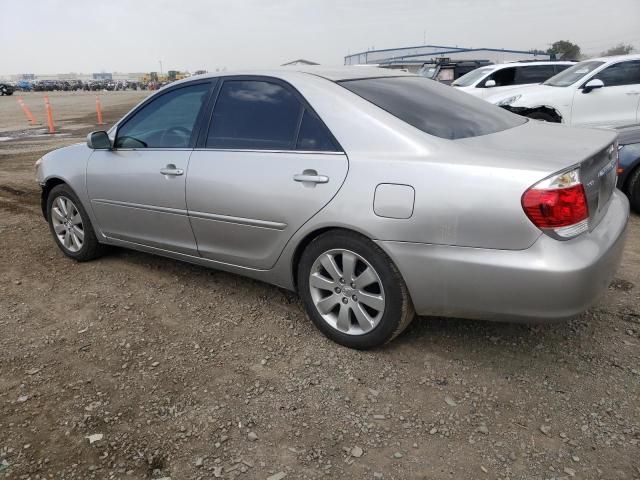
[293,170,329,184]
[160,164,184,176]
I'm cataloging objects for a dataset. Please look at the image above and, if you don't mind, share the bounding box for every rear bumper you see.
[378,190,629,322]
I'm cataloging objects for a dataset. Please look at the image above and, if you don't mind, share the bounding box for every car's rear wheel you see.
[298,231,414,349]
[47,184,104,261]
[626,166,640,214]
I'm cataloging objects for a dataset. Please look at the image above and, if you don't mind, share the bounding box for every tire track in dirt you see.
[0,185,40,216]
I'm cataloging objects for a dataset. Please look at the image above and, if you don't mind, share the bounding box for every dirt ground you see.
[0,91,639,480]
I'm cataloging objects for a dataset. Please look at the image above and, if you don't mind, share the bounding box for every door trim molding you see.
[93,199,287,230]
[188,210,288,230]
[92,198,188,216]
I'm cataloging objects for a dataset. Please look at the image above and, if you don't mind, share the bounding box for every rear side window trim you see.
[196,75,344,153]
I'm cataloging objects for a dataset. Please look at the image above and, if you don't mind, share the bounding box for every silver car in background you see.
[35,67,629,349]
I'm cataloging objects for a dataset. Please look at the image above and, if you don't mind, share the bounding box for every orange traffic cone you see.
[95,96,105,125]
[44,96,56,134]
[17,96,37,125]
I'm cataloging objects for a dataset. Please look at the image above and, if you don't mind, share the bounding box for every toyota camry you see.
[35,67,629,349]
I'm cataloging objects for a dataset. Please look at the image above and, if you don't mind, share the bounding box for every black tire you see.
[526,111,557,123]
[46,184,105,261]
[626,166,640,214]
[297,230,415,349]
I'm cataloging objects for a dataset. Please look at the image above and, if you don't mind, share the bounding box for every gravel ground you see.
[0,91,639,480]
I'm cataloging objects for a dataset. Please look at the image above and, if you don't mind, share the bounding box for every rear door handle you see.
[293,171,329,184]
[160,164,184,176]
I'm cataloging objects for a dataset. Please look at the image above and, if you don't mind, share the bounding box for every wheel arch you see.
[41,177,69,220]
[291,226,377,291]
[621,159,640,193]
[507,105,563,123]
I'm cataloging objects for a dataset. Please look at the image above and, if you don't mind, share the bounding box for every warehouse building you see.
[345,44,552,72]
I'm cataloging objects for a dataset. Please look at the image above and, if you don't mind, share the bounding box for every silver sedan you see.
[35,67,629,349]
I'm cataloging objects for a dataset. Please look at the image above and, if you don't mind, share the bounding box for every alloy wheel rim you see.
[309,249,385,336]
[51,196,84,253]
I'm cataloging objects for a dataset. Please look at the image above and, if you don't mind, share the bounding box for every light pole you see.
[159,60,163,79]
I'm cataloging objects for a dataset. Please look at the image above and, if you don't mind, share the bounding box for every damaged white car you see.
[488,54,640,127]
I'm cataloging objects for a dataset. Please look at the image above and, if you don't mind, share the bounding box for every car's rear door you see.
[513,64,558,86]
[186,76,348,269]
[571,60,640,127]
[87,80,214,255]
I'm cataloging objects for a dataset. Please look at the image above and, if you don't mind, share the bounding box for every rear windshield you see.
[340,76,526,140]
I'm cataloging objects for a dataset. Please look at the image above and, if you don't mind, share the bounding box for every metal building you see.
[345,45,552,72]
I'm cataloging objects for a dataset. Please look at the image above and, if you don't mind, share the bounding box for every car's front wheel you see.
[47,184,104,261]
[298,231,414,349]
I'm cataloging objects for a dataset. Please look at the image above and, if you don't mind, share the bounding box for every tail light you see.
[615,141,623,175]
[522,167,589,239]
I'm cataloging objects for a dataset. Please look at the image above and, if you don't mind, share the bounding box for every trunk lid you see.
[455,120,618,230]
[579,142,618,230]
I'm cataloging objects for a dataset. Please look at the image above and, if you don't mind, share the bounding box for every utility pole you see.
[159,60,163,78]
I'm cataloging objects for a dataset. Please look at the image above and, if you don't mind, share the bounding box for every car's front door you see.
[87,81,212,255]
[186,78,348,269]
[570,60,640,127]
[476,67,517,98]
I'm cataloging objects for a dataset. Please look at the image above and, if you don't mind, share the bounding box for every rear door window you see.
[514,65,557,84]
[296,110,339,151]
[207,80,302,150]
[485,67,516,87]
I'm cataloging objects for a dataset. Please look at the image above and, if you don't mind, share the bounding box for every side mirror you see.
[484,79,496,88]
[583,78,604,93]
[87,130,111,150]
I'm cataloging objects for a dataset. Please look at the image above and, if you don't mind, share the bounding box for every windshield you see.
[340,76,526,140]
[418,65,438,79]
[543,61,604,87]
[452,67,495,87]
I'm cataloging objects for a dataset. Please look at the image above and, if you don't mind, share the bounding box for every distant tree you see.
[601,43,635,56]
[547,40,581,60]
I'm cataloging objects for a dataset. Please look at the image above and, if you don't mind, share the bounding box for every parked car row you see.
[9,80,158,92]
[452,61,575,98]
[0,82,15,95]
[453,54,640,127]
[486,54,640,127]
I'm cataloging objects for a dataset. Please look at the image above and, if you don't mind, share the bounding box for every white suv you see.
[488,54,640,127]
[451,61,574,99]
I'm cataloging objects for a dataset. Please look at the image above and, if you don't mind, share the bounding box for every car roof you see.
[493,61,575,69]
[184,66,414,83]
[582,53,640,63]
[505,61,575,65]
